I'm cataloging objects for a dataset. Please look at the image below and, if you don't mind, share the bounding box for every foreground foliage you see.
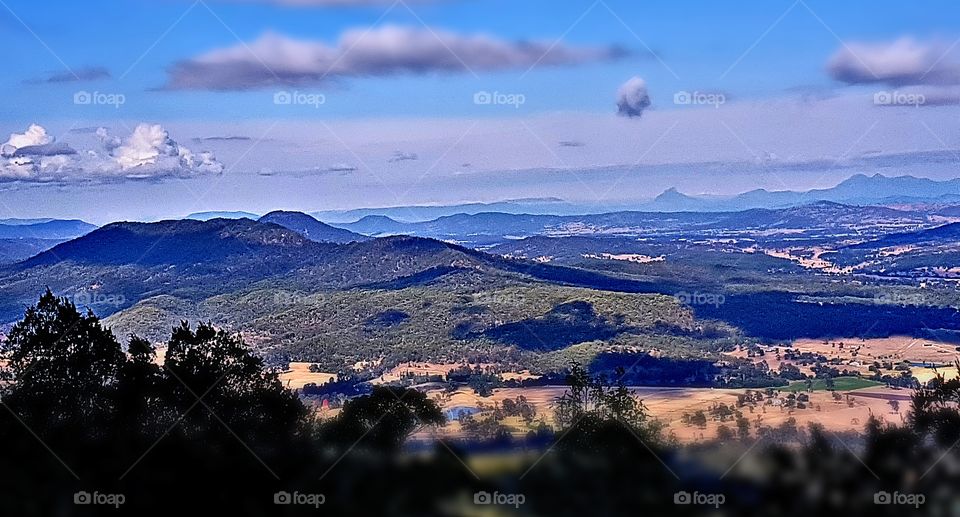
[0,292,959,516]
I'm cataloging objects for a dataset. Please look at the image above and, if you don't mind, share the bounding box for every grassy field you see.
[781,376,881,392]
[431,384,906,443]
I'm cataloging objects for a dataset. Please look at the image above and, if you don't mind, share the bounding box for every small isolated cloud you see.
[827,37,960,86]
[0,124,223,183]
[166,26,625,90]
[755,150,780,166]
[616,76,651,118]
[69,126,106,135]
[30,66,111,84]
[192,135,254,143]
[388,150,418,163]
[327,163,358,172]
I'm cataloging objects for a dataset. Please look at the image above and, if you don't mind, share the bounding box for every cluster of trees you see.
[456,396,542,443]
[552,365,667,452]
[445,364,501,396]
[0,292,453,515]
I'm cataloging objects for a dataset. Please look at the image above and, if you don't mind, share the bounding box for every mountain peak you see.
[259,211,368,244]
[186,211,259,221]
[22,218,312,268]
[654,187,691,201]
[357,214,400,224]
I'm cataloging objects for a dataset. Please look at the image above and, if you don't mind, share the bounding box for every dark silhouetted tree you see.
[318,385,444,451]
[1,289,125,437]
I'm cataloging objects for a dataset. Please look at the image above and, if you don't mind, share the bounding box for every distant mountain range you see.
[0,219,97,264]
[311,198,592,223]
[641,174,960,212]
[305,174,960,223]
[0,218,56,226]
[177,175,958,229]
[0,219,96,240]
[329,201,940,246]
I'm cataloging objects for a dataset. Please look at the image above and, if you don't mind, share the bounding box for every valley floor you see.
[287,334,960,444]
[424,385,904,443]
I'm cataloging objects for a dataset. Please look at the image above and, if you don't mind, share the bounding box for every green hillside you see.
[105,268,719,372]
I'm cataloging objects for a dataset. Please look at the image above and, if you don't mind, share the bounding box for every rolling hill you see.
[0,217,605,324]
[828,222,960,276]
[846,222,960,250]
[258,211,369,243]
[0,238,67,265]
[0,217,716,372]
[2,213,958,375]
[0,219,714,371]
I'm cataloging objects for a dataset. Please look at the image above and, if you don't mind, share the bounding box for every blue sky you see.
[0,0,959,221]
[2,0,956,120]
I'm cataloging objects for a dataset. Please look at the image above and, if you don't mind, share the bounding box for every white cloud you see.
[827,37,960,86]
[388,150,418,162]
[616,76,651,118]
[166,26,626,90]
[0,125,80,180]
[112,124,179,170]
[0,124,223,183]
[109,124,225,176]
[2,124,53,157]
[184,150,227,174]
